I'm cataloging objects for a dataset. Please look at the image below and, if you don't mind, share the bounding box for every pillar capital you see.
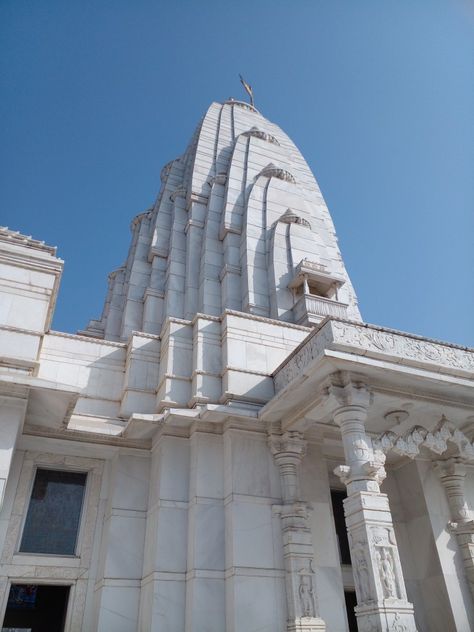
[324,375,373,422]
[434,458,474,529]
[434,457,468,480]
[268,429,307,505]
[268,430,307,464]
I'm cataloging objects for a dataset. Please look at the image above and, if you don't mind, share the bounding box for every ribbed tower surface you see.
[85,99,361,341]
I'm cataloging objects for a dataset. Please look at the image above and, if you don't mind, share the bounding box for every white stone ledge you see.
[224,566,285,579]
[141,571,185,585]
[273,317,474,392]
[94,578,142,591]
[49,330,126,347]
[185,569,225,580]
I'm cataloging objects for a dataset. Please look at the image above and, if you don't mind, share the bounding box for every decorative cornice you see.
[222,309,311,332]
[208,173,227,187]
[219,222,242,240]
[170,187,187,202]
[160,158,179,183]
[185,218,205,234]
[188,191,209,206]
[143,288,164,301]
[224,98,259,113]
[0,227,57,256]
[219,263,241,281]
[49,330,126,347]
[259,163,296,184]
[243,126,280,146]
[277,209,310,228]
[273,318,474,393]
[130,210,152,229]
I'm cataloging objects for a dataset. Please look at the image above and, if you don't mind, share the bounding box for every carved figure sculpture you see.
[354,551,371,603]
[378,548,397,598]
[298,574,315,617]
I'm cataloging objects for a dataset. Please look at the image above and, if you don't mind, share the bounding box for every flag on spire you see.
[239,74,254,107]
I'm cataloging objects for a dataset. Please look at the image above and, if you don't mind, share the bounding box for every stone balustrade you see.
[293,293,348,325]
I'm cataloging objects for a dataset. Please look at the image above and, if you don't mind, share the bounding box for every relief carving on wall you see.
[376,548,399,599]
[274,324,333,391]
[353,547,372,604]
[298,563,316,618]
[274,319,474,392]
[331,321,474,373]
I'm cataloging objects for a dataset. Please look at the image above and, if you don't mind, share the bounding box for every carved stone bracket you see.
[374,417,474,462]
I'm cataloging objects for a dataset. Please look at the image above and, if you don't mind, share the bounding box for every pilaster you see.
[268,428,326,632]
[434,458,474,601]
[0,392,27,511]
[326,377,417,632]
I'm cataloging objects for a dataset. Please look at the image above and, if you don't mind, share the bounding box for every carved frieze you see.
[274,324,333,392]
[274,320,474,393]
[331,321,474,374]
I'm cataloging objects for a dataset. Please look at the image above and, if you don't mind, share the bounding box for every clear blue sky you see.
[1,0,473,345]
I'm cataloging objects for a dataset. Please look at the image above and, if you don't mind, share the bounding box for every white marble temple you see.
[0,99,473,631]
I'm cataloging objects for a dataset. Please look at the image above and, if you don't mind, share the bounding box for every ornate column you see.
[434,458,474,600]
[268,428,326,632]
[327,379,417,632]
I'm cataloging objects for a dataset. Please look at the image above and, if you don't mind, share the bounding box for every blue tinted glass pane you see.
[20,469,87,555]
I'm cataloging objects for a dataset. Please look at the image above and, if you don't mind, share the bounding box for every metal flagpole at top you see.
[239,74,254,107]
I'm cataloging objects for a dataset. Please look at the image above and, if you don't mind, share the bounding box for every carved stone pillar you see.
[434,458,474,600]
[327,379,417,632]
[268,429,326,632]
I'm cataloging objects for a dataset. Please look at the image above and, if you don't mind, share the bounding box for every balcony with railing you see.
[289,258,348,325]
[293,292,348,325]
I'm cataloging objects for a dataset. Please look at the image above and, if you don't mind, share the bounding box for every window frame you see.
[0,579,75,632]
[1,451,103,568]
[0,451,103,631]
[17,465,89,559]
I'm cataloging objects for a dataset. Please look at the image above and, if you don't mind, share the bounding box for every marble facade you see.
[0,100,473,631]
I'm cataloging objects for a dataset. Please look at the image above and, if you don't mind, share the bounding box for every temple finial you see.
[239,74,254,107]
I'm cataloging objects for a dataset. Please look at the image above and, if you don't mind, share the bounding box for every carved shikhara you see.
[274,319,474,392]
[0,451,103,630]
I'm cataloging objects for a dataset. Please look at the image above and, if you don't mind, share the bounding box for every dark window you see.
[20,469,87,556]
[2,584,69,632]
[344,590,358,632]
[330,489,352,565]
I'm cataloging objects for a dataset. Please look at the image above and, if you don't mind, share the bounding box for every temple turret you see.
[84,100,361,341]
